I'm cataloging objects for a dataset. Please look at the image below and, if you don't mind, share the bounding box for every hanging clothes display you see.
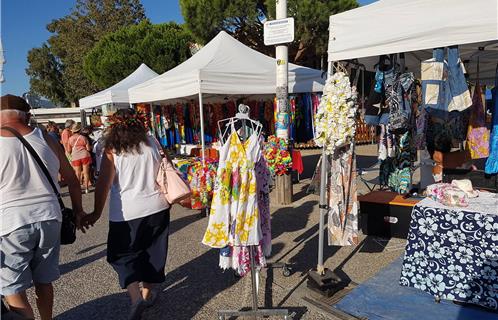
[314,71,359,247]
[485,66,498,174]
[467,83,490,159]
[202,109,271,275]
[328,145,359,246]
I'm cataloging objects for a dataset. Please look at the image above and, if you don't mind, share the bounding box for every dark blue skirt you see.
[107,209,170,289]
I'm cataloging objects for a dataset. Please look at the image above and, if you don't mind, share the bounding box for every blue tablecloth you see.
[400,194,498,310]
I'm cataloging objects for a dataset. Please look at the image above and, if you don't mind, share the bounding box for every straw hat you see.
[71,123,82,133]
[451,179,479,198]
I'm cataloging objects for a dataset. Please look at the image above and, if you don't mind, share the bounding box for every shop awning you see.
[328,0,498,84]
[79,63,158,110]
[128,31,325,104]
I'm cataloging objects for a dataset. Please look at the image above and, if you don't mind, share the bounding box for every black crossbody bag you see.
[1,127,76,245]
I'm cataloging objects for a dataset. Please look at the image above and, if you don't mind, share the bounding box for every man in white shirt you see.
[0,95,85,320]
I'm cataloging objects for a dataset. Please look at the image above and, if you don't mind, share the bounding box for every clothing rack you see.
[217,104,290,320]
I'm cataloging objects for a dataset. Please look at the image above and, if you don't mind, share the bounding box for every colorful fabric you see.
[188,161,217,210]
[426,183,469,207]
[202,126,261,248]
[485,67,498,174]
[467,85,490,159]
[255,153,271,256]
[328,145,359,246]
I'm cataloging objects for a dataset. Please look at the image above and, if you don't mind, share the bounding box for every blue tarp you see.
[334,258,498,320]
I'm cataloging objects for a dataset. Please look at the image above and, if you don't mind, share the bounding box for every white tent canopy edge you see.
[327,0,498,84]
[79,63,158,110]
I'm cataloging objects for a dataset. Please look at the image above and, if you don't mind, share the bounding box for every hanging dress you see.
[328,144,359,246]
[485,66,498,174]
[202,123,262,249]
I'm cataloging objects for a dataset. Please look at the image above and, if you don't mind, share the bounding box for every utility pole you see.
[274,0,293,205]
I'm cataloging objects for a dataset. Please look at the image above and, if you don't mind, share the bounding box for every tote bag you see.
[156,157,191,204]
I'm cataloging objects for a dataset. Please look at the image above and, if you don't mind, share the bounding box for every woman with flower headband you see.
[82,109,170,320]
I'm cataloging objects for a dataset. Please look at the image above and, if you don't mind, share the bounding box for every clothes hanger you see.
[217,104,262,144]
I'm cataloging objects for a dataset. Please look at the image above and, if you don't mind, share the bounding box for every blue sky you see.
[1,0,374,97]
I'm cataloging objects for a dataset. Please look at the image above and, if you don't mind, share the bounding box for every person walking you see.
[68,123,92,193]
[46,121,60,142]
[60,119,74,155]
[0,94,85,320]
[83,109,170,320]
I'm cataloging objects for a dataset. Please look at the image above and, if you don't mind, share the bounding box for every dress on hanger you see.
[202,122,262,249]
[328,144,359,246]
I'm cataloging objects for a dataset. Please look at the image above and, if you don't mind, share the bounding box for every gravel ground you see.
[24,145,406,319]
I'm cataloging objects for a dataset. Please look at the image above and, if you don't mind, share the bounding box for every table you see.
[400,192,498,310]
[358,191,422,238]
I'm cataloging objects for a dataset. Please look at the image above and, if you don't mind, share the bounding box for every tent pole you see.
[317,60,332,274]
[307,60,344,297]
[198,90,206,162]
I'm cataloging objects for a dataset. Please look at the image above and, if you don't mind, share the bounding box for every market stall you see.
[79,63,158,110]
[313,0,498,312]
[128,31,325,158]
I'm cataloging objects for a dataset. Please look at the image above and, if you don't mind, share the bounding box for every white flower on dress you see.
[419,217,438,236]
[487,284,498,298]
[428,273,446,293]
[481,266,497,280]
[428,241,446,259]
[447,229,466,244]
[455,282,472,299]
[411,274,427,291]
[413,251,428,267]
[445,211,464,224]
[447,265,465,281]
[455,246,474,264]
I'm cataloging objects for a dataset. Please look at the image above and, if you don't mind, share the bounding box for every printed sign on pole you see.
[264,18,294,46]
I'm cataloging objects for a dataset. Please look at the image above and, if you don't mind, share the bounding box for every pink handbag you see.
[157,158,191,204]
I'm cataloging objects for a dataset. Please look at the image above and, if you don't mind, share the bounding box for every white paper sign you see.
[264,18,295,46]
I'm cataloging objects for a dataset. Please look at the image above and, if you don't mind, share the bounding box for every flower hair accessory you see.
[107,111,149,129]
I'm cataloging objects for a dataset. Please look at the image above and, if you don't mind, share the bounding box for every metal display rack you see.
[216,105,291,319]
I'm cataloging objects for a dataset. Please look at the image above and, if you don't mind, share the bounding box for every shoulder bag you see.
[156,156,191,204]
[1,127,76,245]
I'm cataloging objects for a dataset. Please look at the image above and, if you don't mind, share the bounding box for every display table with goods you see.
[400,191,498,310]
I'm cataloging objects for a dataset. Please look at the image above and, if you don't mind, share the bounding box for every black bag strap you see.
[1,127,66,210]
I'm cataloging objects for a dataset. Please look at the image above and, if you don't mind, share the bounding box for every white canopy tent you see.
[129,31,325,156]
[79,63,158,110]
[327,0,498,84]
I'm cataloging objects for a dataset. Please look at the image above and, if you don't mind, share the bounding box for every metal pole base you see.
[307,268,347,297]
[218,308,291,320]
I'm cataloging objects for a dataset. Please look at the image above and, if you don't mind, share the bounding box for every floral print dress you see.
[202,125,262,249]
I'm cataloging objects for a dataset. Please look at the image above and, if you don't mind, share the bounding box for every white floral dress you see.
[202,125,262,249]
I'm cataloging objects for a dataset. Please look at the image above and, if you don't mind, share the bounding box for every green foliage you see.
[180,0,358,67]
[26,0,145,103]
[25,44,67,105]
[83,21,192,89]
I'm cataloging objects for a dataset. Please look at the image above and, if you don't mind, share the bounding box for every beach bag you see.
[467,84,490,159]
[422,48,449,115]
[388,80,410,134]
[1,127,76,245]
[157,157,191,204]
[447,46,472,112]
